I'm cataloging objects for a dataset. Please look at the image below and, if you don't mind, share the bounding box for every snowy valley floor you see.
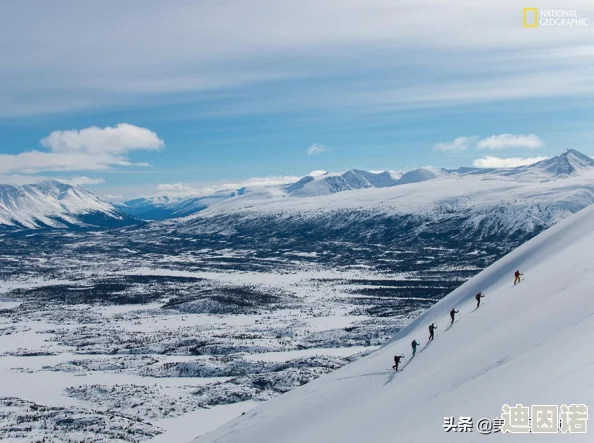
[0,231,497,442]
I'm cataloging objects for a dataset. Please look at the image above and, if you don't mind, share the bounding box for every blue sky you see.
[0,1,593,199]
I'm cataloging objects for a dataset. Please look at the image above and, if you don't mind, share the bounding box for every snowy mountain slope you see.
[193,198,594,443]
[460,149,594,182]
[395,167,449,185]
[531,148,594,177]
[167,188,255,219]
[115,195,182,219]
[284,169,402,197]
[120,169,405,220]
[115,189,248,220]
[173,161,594,246]
[0,180,139,230]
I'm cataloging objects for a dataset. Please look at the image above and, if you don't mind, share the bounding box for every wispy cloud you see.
[68,176,106,185]
[0,123,163,175]
[157,175,301,197]
[477,133,543,150]
[434,136,476,152]
[156,183,196,195]
[435,133,544,153]
[472,156,547,168]
[307,143,328,156]
[103,193,126,203]
[2,1,590,119]
[0,174,106,187]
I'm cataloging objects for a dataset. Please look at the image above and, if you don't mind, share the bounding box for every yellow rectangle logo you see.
[524,8,538,27]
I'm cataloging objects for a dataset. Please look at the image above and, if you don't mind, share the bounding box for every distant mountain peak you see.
[531,148,594,177]
[396,167,448,186]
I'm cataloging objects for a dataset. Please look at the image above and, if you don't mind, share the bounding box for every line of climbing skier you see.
[392,270,523,371]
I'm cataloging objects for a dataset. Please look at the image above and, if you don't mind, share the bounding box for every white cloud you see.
[0,174,50,185]
[157,175,301,197]
[155,185,192,196]
[41,123,164,153]
[68,176,106,185]
[434,136,476,152]
[0,124,162,175]
[103,194,126,203]
[477,133,543,150]
[309,170,328,177]
[435,133,543,153]
[232,176,301,188]
[472,156,548,168]
[307,143,328,156]
[157,183,196,194]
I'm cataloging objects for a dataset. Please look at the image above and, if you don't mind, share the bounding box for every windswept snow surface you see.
[193,203,594,443]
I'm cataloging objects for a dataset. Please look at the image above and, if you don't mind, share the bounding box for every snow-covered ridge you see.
[283,169,404,197]
[193,193,594,443]
[0,180,138,230]
[120,149,594,221]
[117,169,407,219]
[168,150,594,244]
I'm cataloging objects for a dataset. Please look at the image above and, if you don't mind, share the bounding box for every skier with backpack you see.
[450,308,459,325]
[411,339,420,357]
[475,292,485,308]
[392,354,404,371]
[514,270,523,285]
[428,323,437,341]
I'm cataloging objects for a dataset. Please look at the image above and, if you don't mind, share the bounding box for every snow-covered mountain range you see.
[117,149,594,223]
[0,180,138,230]
[2,149,593,234]
[193,182,594,443]
[114,169,407,220]
[146,149,594,248]
[282,169,404,197]
[1,149,593,442]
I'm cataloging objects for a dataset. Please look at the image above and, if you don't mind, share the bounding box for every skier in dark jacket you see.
[514,270,523,285]
[392,354,404,371]
[475,292,485,308]
[450,308,459,325]
[411,340,420,357]
[428,323,437,340]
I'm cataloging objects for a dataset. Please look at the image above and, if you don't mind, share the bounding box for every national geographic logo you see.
[523,8,589,27]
